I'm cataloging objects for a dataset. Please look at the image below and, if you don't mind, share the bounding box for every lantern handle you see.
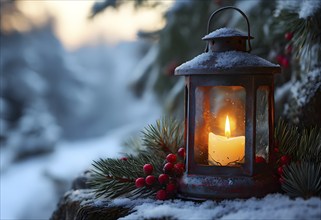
[205,6,252,53]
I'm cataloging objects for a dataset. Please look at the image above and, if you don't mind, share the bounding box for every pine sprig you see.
[273,5,321,71]
[90,152,163,199]
[89,118,183,199]
[275,119,321,162]
[275,120,299,157]
[275,119,321,198]
[299,127,321,163]
[142,117,183,154]
[282,162,321,199]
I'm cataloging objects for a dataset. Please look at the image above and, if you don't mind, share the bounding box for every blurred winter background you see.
[0,0,170,219]
[1,0,320,219]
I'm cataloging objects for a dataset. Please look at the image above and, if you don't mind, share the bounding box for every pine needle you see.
[89,118,183,199]
[282,162,321,199]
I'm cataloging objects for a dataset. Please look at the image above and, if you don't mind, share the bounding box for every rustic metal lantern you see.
[175,6,281,200]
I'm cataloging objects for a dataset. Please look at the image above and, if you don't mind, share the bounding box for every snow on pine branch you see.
[299,0,321,19]
[275,0,321,19]
[290,67,321,107]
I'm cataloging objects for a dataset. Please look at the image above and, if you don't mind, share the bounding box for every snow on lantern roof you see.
[202,27,253,40]
[175,50,280,75]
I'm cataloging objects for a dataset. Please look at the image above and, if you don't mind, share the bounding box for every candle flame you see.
[225,115,231,138]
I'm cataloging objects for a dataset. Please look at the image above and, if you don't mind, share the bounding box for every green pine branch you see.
[142,117,184,155]
[275,119,321,162]
[90,152,163,199]
[89,118,183,199]
[282,162,321,199]
[273,6,321,71]
[275,119,321,198]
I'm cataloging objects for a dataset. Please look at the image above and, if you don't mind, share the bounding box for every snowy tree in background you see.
[272,0,321,126]
[1,1,61,166]
[0,0,153,169]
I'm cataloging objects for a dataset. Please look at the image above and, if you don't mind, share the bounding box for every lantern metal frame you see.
[175,6,281,200]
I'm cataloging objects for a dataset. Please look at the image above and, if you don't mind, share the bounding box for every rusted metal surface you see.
[175,7,281,199]
[178,169,280,200]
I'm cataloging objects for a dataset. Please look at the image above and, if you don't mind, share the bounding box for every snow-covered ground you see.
[114,195,321,220]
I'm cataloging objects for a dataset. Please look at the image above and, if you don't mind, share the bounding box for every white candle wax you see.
[208,132,245,166]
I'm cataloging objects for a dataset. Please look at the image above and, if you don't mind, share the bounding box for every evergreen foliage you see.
[89,118,183,199]
[90,152,163,199]
[142,117,183,154]
[275,119,321,198]
[273,1,321,72]
[282,162,321,199]
[275,120,321,162]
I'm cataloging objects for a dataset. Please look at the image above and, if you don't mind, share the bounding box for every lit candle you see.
[208,116,245,166]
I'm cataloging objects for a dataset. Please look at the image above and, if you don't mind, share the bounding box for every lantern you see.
[175,7,281,199]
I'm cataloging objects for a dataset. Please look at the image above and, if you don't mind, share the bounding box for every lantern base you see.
[178,171,280,200]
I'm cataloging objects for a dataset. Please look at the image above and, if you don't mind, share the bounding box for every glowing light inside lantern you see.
[225,115,231,138]
[208,115,245,166]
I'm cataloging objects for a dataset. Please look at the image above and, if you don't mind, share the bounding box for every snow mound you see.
[215,51,278,68]
[202,28,250,40]
[116,194,321,220]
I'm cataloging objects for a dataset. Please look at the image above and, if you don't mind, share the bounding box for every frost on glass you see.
[194,86,246,167]
[256,86,269,161]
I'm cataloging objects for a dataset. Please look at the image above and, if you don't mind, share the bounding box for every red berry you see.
[277,166,283,175]
[166,154,177,163]
[163,162,174,173]
[281,57,289,68]
[174,163,184,176]
[255,156,266,163]
[135,177,145,188]
[285,32,293,41]
[145,175,156,185]
[156,189,167,200]
[274,148,279,153]
[166,183,177,193]
[280,155,290,165]
[158,174,169,185]
[177,148,186,158]
[120,157,128,161]
[176,163,185,170]
[143,164,153,175]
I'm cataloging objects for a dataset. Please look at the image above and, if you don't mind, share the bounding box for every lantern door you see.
[186,75,254,176]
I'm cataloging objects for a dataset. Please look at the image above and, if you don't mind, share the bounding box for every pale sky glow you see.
[16,0,172,50]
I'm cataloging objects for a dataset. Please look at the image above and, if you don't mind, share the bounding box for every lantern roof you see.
[175,50,281,75]
[202,28,253,40]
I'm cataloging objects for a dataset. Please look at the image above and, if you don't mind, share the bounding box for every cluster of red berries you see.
[276,32,293,68]
[277,154,291,184]
[273,143,291,184]
[135,147,186,200]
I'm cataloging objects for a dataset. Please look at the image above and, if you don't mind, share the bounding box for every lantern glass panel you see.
[194,86,246,167]
[256,86,269,161]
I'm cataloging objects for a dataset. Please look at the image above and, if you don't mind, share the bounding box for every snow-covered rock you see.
[51,189,321,220]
